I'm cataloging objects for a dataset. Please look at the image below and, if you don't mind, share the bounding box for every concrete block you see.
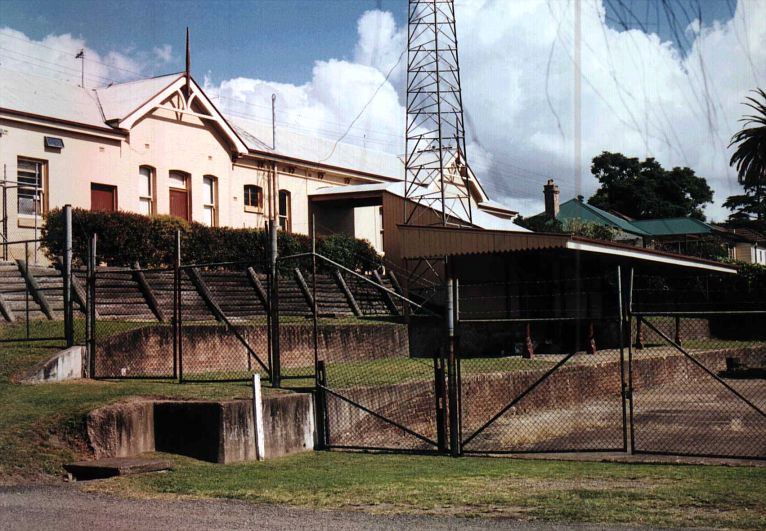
[261,393,314,459]
[86,399,155,459]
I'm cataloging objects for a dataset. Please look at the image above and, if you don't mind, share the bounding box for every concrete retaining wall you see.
[96,323,408,378]
[325,345,766,448]
[85,392,315,463]
[22,346,85,384]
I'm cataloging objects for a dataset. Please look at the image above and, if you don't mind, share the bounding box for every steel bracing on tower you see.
[404,0,472,227]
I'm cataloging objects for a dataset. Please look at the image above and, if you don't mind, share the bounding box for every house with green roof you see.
[536,180,720,254]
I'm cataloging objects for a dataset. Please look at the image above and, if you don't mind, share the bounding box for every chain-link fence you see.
[456,272,628,454]
[628,273,766,459]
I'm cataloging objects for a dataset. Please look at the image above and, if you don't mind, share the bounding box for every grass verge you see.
[88,451,766,529]
[0,325,277,484]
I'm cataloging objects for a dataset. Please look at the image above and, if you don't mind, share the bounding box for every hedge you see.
[42,208,381,271]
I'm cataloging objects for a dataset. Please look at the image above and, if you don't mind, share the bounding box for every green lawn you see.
[0,327,276,483]
[88,451,766,529]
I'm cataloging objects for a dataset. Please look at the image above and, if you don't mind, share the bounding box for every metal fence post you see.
[270,220,281,387]
[63,205,73,347]
[311,216,319,375]
[315,360,328,449]
[175,230,183,384]
[24,241,30,339]
[86,233,97,378]
[2,165,7,261]
[446,262,462,457]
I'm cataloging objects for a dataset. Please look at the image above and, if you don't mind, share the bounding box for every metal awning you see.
[399,225,738,274]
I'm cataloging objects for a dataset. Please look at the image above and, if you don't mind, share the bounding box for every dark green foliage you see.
[42,208,380,271]
[654,235,730,261]
[588,152,713,220]
[514,214,616,242]
[726,88,766,223]
[513,214,563,233]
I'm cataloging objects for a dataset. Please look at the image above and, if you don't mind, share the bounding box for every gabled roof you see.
[557,199,648,236]
[630,217,712,236]
[95,73,181,123]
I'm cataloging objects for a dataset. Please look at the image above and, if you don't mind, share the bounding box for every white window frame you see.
[138,166,155,216]
[17,157,46,218]
[202,175,217,227]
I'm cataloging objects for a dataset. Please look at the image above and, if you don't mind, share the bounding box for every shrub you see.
[42,208,380,271]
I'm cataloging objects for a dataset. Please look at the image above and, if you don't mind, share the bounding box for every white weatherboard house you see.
[0,66,519,264]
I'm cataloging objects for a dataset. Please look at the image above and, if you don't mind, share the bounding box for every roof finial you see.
[185,27,191,97]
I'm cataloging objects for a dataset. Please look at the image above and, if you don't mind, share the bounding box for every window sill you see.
[244,206,264,214]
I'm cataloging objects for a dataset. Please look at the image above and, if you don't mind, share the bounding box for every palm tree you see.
[728,88,766,221]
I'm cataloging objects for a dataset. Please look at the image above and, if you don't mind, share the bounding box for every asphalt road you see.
[0,484,651,530]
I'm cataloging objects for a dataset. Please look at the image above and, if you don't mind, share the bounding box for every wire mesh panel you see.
[314,253,445,452]
[274,254,317,382]
[458,274,627,454]
[178,261,271,382]
[630,313,766,459]
[92,267,173,378]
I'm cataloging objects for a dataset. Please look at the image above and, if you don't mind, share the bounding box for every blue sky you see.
[1,0,406,84]
[0,0,735,86]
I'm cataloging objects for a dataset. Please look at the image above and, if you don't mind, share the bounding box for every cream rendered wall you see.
[0,118,122,244]
[2,105,387,249]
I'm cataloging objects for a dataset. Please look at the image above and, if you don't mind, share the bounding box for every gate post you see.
[315,360,328,449]
[269,220,281,387]
[434,348,448,452]
[63,205,73,347]
[446,263,462,457]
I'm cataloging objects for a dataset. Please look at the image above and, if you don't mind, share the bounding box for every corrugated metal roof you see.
[557,199,648,236]
[399,225,738,274]
[0,67,107,129]
[630,217,712,236]
[229,116,405,181]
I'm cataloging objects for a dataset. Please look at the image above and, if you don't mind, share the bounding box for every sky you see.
[0,0,764,221]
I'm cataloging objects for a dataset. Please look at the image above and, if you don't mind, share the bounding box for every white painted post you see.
[252,374,265,461]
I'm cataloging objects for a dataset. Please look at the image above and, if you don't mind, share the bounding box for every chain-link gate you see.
[628,273,766,459]
[311,253,447,452]
[455,271,628,455]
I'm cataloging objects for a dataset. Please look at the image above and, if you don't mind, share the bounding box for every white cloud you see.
[203,1,764,221]
[153,44,173,63]
[0,27,171,87]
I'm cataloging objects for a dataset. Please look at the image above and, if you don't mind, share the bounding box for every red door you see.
[169,189,189,221]
[91,183,117,212]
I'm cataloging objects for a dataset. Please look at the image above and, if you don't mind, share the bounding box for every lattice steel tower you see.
[404,0,472,226]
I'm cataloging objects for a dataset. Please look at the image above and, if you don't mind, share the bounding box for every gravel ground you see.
[0,484,654,531]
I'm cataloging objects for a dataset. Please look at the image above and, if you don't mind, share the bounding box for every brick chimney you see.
[543,179,560,219]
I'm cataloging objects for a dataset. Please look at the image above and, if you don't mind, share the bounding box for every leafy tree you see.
[587,151,713,220]
[725,88,766,223]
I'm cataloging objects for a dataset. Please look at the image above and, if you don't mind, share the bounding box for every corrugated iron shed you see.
[398,225,738,274]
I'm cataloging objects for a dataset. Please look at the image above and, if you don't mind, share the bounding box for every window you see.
[138,166,155,215]
[243,185,263,213]
[278,189,291,232]
[17,157,47,216]
[202,175,218,226]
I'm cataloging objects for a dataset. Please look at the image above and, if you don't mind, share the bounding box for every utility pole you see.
[75,49,85,88]
[271,93,277,150]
